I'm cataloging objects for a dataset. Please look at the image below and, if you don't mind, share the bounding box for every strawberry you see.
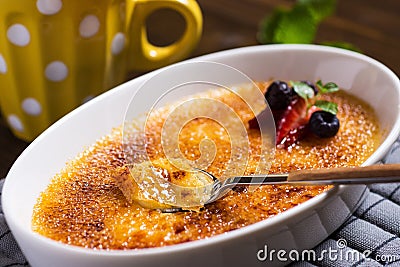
[276,97,308,146]
[249,80,340,148]
[307,105,320,117]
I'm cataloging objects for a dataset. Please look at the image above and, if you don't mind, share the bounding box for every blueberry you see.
[301,80,318,96]
[309,111,340,138]
[265,81,292,110]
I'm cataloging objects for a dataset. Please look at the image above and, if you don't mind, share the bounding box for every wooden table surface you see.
[1,0,399,178]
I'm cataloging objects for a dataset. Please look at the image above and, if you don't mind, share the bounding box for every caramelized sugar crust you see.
[32,83,380,249]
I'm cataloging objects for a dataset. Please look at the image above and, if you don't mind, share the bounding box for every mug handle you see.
[126,0,202,71]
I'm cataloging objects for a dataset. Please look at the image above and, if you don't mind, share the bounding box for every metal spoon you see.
[162,163,400,213]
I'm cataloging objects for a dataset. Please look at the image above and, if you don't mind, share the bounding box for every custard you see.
[32,82,381,249]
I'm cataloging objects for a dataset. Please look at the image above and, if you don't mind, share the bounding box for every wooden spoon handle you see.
[288,163,400,184]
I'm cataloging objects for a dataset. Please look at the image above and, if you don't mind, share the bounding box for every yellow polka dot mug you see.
[0,0,202,141]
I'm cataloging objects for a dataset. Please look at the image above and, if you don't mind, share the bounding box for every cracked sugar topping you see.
[32,82,381,249]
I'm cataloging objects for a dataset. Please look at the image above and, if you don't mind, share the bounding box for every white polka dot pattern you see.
[36,0,63,15]
[22,98,42,116]
[45,61,68,82]
[7,24,31,47]
[7,114,24,132]
[111,33,126,55]
[79,15,100,38]
[0,54,6,74]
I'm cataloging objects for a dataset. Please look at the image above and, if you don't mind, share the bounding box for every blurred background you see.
[1,0,399,178]
[140,0,399,75]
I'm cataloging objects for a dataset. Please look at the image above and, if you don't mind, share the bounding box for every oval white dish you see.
[3,44,400,267]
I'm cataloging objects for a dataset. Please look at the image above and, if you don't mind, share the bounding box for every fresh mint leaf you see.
[314,100,338,114]
[257,7,287,44]
[257,0,360,54]
[297,0,336,23]
[273,5,317,44]
[291,81,315,100]
[316,80,339,93]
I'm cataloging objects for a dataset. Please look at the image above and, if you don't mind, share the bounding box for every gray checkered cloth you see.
[1,138,400,267]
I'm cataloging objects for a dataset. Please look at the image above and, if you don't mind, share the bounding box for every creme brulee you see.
[32,82,380,249]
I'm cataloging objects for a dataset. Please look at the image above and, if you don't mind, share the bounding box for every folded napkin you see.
[0,182,28,266]
[292,139,400,267]
[1,138,400,267]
